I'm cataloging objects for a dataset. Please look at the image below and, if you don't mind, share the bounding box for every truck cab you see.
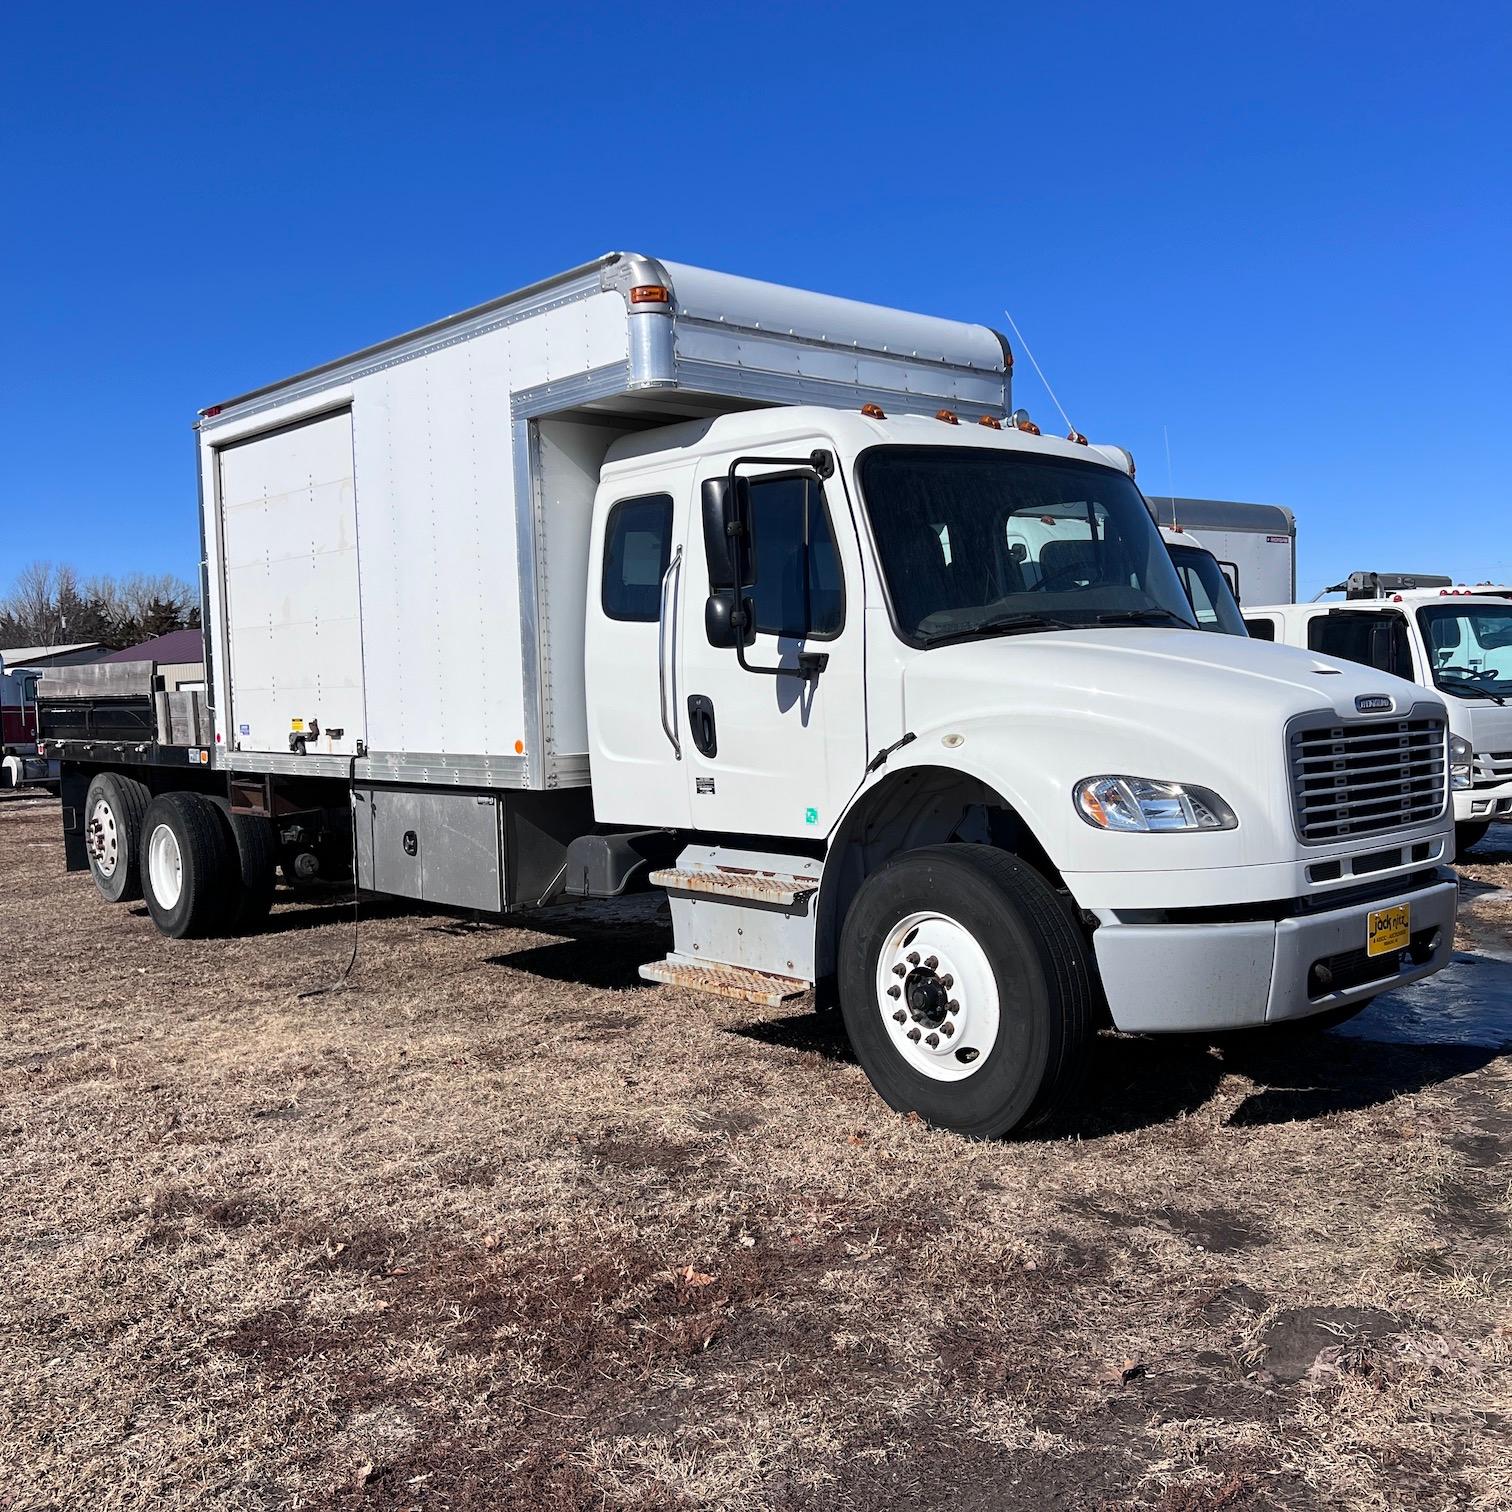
[581,404,1455,1135]
[1246,578,1512,851]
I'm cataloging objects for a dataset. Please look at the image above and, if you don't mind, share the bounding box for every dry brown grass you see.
[2,794,1511,1510]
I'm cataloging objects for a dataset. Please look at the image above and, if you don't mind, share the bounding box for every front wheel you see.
[837,844,1093,1138]
[140,792,234,938]
[1456,821,1492,855]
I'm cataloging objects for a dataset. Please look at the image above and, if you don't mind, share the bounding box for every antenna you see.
[1001,308,1079,440]
[1163,425,1178,532]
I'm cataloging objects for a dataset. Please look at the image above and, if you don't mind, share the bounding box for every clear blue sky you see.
[3,1,1508,600]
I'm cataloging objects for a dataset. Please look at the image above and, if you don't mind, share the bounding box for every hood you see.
[904,626,1431,728]
[898,626,1447,870]
[1464,697,1512,754]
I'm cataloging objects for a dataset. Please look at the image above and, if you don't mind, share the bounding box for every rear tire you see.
[84,770,151,903]
[140,792,233,938]
[208,797,278,932]
[1456,821,1492,855]
[837,844,1093,1138]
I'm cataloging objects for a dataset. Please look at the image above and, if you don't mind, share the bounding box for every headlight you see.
[1074,775,1238,832]
[1450,734,1473,791]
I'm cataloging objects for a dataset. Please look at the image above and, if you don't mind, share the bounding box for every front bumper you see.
[1455,781,1512,824]
[1092,873,1458,1033]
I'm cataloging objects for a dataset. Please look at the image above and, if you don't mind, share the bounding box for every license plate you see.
[1367,904,1410,957]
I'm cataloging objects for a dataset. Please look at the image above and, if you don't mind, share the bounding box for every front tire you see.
[140,792,233,938]
[838,844,1093,1138]
[84,771,150,903]
[1456,821,1492,855]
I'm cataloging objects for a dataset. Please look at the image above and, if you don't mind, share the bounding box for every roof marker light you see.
[1009,409,1041,436]
[629,285,671,304]
[978,415,1002,429]
[936,409,959,425]
[860,403,886,419]
[1067,430,1088,445]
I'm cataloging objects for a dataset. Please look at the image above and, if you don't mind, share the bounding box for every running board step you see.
[650,865,819,906]
[638,959,810,1007]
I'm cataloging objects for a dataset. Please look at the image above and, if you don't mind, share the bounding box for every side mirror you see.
[705,592,755,649]
[701,476,750,592]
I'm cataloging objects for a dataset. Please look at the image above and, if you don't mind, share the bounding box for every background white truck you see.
[1246,573,1512,852]
[41,253,1457,1136]
[1151,498,1296,606]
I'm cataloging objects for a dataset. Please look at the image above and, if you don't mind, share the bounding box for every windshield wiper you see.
[1437,676,1507,706]
[925,612,1074,647]
[1094,609,1194,627]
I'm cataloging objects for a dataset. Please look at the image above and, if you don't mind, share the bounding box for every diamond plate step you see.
[638,958,810,1007]
[649,866,818,907]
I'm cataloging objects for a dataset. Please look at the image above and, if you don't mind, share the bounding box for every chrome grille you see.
[1289,713,1447,843]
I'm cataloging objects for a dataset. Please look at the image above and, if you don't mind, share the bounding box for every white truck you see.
[1246,572,1512,852]
[43,254,1458,1137]
[1151,499,1297,607]
[1161,531,1249,635]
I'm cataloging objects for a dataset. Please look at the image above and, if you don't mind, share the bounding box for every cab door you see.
[584,483,693,827]
[677,450,869,839]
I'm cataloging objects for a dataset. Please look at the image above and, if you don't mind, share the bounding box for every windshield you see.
[1417,604,1512,698]
[858,447,1198,644]
[1167,544,1248,636]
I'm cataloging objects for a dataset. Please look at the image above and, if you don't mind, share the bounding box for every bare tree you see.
[1,561,199,649]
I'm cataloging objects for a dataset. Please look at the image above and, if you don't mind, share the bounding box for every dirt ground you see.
[2,795,1510,1512]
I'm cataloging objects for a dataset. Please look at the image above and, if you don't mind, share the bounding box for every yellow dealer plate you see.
[1367,904,1410,957]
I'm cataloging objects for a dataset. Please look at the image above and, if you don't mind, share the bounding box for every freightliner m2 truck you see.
[42,254,1458,1137]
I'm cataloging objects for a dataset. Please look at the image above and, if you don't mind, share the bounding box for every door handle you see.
[657,546,683,760]
[687,694,717,758]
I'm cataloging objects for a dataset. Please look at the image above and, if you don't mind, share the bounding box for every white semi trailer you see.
[45,253,1457,1137]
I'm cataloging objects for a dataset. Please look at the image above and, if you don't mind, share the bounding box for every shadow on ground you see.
[733,993,1508,1140]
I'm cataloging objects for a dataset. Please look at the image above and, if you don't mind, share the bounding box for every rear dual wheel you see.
[140,791,277,938]
[85,771,151,903]
[838,844,1093,1139]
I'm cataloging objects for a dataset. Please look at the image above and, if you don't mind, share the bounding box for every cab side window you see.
[746,475,844,639]
[1243,617,1276,641]
[601,494,673,622]
[1307,612,1413,677]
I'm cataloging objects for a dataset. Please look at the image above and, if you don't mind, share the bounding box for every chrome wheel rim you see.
[87,796,119,878]
[147,823,184,910]
[875,910,999,1082]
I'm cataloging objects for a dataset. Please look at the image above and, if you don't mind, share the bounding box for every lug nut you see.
[907,951,920,966]
[892,1009,906,1023]
[906,1027,922,1042]
[940,1021,955,1038]
[940,974,953,989]
[925,1032,940,1048]
[947,1000,959,1014]
[893,963,907,977]
[887,985,901,999]
[924,955,938,970]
